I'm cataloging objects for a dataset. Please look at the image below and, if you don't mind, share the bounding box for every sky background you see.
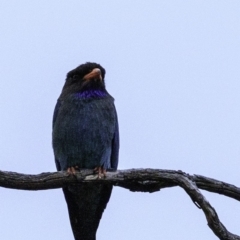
[0,1,240,239]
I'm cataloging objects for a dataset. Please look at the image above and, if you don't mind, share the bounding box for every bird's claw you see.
[67,166,79,175]
[94,166,106,179]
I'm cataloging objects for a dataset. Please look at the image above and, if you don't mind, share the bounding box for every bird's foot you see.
[67,166,79,174]
[94,166,106,179]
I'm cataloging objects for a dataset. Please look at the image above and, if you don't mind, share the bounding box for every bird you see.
[52,62,119,240]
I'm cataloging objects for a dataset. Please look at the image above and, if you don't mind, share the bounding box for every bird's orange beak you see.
[83,68,102,81]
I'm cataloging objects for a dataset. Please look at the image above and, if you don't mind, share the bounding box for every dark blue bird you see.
[52,62,119,240]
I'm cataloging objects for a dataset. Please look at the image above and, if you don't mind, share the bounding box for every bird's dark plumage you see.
[52,62,119,240]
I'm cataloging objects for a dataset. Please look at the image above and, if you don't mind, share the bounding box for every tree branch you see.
[0,168,240,240]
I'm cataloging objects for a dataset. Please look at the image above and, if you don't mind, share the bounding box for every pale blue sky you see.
[1,1,240,239]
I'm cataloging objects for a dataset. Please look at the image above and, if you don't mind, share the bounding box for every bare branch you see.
[0,168,240,240]
[177,174,240,240]
[193,174,240,201]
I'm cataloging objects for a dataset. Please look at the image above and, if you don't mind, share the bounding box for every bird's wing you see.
[52,100,62,171]
[110,106,119,170]
[52,100,62,129]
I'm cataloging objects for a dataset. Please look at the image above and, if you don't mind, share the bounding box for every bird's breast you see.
[52,96,116,169]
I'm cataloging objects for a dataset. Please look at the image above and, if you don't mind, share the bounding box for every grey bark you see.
[0,168,239,240]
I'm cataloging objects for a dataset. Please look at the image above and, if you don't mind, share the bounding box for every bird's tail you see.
[63,183,113,240]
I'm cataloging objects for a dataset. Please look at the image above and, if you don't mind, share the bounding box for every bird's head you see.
[60,62,106,98]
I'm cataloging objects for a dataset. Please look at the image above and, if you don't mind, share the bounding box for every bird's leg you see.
[94,166,106,179]
[67,166,79,174]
